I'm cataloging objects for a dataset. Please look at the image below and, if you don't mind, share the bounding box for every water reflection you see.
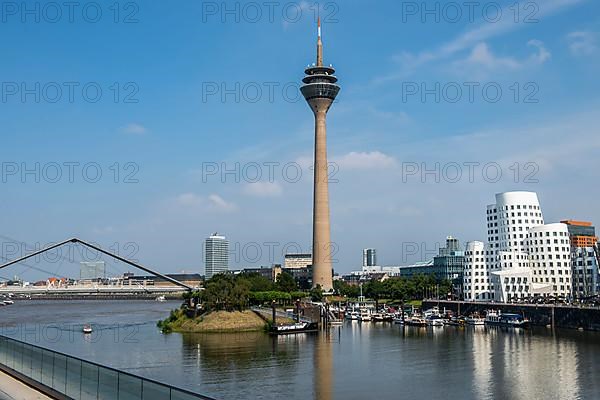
[313,329,337,400]
[4,301,600,400]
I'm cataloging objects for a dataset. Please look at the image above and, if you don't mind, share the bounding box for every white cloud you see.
[527,39,552,64]
[120,123,147,135]
[451,40,550,76]
[243,181,284,197]
[567,31,598,56]
[335,151,397,170]
[176,193,237,212]
[382,0,583,80]
[461,43,522,70]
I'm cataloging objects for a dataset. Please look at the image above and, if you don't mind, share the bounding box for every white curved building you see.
[485,192,545,301]
[487,191,544,256]
[463,241,493,301]
[525,223,571,298]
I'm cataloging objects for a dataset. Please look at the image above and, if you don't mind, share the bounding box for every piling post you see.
[272,300,276,325]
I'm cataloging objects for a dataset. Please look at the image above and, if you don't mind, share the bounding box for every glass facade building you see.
[362,249,377,268]
[204,233,229,279]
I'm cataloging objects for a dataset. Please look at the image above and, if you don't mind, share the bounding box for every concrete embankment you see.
[423,300,600,331]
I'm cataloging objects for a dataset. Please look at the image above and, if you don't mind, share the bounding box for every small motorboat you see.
[2,299,14,305]
[426,315,445,326]
[485,311,530,328]
[345,311,359,320]
[155,296,167,302]
[359,310,372,322]
[82,324,93,334]
[405,316,428,327]
[270,322,318,335]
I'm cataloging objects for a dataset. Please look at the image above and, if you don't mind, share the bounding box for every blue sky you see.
[1,0,600,279]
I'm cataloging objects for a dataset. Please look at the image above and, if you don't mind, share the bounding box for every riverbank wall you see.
[423,300,600,331]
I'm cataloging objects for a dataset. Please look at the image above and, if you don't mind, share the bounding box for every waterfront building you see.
[465,191,580,302]
[562,220,600,298]
[204,233,229,279]
[525,223,572,299]
[284,253,312,270]
[380,237,464,284]
[463,241,493,301]
[363,248,377,268]
[433,236,465,292]
[486,191,545,302]
[301,20,340,292]
[79,261,106,281]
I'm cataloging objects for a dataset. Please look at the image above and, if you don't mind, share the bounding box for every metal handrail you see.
[0,333,216,399]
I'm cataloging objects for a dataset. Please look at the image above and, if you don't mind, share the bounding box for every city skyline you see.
[2,0,600,276]
[2,190,597,285]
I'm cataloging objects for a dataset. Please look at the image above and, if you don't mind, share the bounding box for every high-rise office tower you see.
[363,249,377,268]
[204,233,228,279]
[301,19,340,292]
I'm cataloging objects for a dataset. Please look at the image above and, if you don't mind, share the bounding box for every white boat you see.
[465,316,485,325]
[155,296,167,302]
[485,311,530,328]
[423,307,440,318]
[345,311,359,320]
[405,316,428,327]
[2,299,14,305]
[82,324,93,334]
[426,315,445,326]
[359,310,372,322]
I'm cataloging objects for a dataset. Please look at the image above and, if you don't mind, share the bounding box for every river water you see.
[1,300,599,400]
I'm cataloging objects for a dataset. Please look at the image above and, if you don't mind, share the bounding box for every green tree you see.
[239,273,274,292]
[334,280,360,298]
[202,274,249,311]
[275,272,298,293]
[310,285,324,302]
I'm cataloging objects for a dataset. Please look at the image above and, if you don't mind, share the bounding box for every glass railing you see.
[0,335,215,400]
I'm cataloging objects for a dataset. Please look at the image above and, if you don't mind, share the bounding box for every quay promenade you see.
[423,300,600,331]
[0,370,51,400]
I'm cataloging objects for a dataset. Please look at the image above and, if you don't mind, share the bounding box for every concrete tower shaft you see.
[300,21,340,292]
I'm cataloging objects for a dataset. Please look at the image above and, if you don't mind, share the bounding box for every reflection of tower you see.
[314,332,334,400]
[301,19,340,292]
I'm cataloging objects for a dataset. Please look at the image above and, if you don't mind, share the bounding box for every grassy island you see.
[158,309,267,333]
[157,273,308,334]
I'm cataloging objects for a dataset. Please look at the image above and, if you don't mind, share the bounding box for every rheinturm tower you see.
[301,19,340,292]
